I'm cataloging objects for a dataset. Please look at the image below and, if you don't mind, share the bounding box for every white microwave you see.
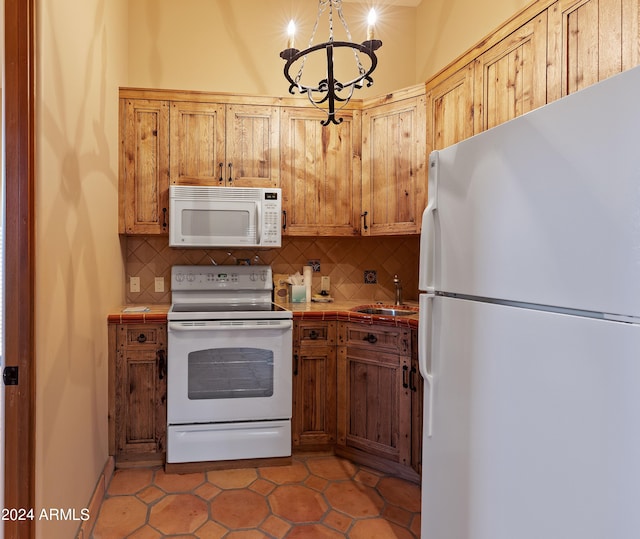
[169,186,282,248]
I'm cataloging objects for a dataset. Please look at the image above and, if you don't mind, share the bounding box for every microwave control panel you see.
[261,192,281,246]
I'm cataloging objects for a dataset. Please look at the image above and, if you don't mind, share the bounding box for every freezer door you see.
[420,66,640,317]
[422,296,640,539]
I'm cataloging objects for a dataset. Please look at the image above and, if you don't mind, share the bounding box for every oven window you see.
[187,347,274,399]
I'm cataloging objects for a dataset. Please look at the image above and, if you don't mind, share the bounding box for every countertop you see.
[108,300,420,329]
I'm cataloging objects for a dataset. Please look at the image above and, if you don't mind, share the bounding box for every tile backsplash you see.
[125,235,420,305]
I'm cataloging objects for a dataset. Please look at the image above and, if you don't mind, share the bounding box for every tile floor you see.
[91,454,421,538]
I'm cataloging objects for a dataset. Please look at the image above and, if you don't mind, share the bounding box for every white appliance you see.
[167,265,293,464]
[169,185,282,248]
[418,65,640,539]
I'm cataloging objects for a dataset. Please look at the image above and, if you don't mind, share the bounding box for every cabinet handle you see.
[219,162,224,184]
[161,207,167,229]
[282,210,287,230]
[137,333,147,344]
[157,349,166,380]
[228,162,233,184]
[361,211,369,231]
[309,330,319,340]
[409,366,417,392]
[402,365,409,389]
[363,333,377,344]
[293,354,299,376]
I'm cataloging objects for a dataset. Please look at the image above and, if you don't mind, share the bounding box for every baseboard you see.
[74,456,115,539]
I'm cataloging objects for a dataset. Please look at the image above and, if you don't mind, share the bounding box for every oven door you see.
[167,319,293,424]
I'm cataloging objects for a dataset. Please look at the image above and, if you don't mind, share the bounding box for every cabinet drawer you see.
[340,323,410,354]
[122,325,165,347]
[296,321,336,346]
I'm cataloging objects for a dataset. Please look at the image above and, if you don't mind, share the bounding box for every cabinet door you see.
[225,104,280,188]
[361,96,426,235]
[337,324,412,466]
[292,321,337,449]
[169,101,226,186]
[547,0,640,101]
[113,324,167,458]
[426,63,475,155]
[474,12,548,133]
[338,345,411,465]
[280,107,362,236]
[119,99,170,234]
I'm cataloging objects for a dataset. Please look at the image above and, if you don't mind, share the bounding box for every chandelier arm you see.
[281,41,380,91]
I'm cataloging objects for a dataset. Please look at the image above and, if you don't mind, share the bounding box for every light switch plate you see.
[154,277,165,293]
[130,276,140,293]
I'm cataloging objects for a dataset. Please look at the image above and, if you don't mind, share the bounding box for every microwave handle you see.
[255,201,261,244]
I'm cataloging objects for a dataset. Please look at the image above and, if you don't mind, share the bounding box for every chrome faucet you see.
[393,275,403,306]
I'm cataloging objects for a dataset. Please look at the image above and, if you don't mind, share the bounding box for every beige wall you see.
[127,0,417,98]
[35,0,127,537]
[415,0,532,81]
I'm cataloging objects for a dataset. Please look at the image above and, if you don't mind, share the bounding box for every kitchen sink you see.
[353,307,417,316]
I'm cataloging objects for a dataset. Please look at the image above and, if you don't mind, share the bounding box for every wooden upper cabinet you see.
[474,12,549,133]
[225,104,280,188]
[426,63,474,155]
[280,107,362,236]
[361,93,427,236]
[169,101,225,186]
[119,99,170,234]
[547,0,640,101]
[170,102,280,188]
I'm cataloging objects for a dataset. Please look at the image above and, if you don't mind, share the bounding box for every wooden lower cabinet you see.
[109,323,167,465]
[292,320,337,450]
[336,323,419,482]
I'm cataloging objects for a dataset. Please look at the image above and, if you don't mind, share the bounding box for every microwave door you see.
[174,199,259,247]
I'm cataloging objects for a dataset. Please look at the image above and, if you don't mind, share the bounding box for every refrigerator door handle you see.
[419,152,439,293]
[419,293,435,437]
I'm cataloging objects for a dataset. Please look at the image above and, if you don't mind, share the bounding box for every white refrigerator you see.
[418,65,640,539]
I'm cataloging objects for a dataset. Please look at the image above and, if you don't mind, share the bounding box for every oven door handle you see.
[168,321,293,332]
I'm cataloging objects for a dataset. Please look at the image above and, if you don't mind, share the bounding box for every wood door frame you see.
[4,0,36,537]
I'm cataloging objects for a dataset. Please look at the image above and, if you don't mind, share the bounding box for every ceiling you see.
[342,0,422,6]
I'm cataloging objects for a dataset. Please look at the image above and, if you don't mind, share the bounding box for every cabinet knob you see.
[363,333,377,344]
[137,333,147,344]
[309,330,319,340]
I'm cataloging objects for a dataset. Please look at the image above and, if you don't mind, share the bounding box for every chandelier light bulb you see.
[367,9,377,41]
[287,20,296,49]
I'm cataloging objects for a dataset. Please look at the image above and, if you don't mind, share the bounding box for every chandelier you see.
[280,0,382,126]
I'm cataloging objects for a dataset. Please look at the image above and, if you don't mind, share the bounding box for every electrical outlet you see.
[308,260,321,272]
[130,276,140,293]
[154,277,165,293]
